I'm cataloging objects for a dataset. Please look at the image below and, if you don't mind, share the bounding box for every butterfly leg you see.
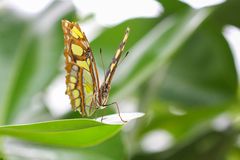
[103,102,127,123]
[100,108,106,122]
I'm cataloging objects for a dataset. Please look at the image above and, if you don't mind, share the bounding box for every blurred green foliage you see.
[0,0,240,159]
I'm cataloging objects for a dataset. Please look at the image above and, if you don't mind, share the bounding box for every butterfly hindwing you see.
[62,20,100,116]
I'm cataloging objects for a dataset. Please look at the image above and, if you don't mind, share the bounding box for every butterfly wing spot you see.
[77,60,90,71]
[71,98,81,110]
[83,70,93,93]
[71,44,83,56]
[70,76,77,83]
[66,82,75,95]
[71,26,83,39]
[114,49,121,59]
[72,65,79,71]
[105,63,116,83]
[70,70,78,77]
[72,89,80,99]
[82,69,92,84]
[71,29,79,39]
[82,69,95,115]
[64,35,70,41]
[110,63,115,71]
[64,21,68,27]
[87,58,90,65]
[85,82,93,94]
[68,83,75,90]
[82,71,93,95]
[63,28,68,34]
[123,36,128,43]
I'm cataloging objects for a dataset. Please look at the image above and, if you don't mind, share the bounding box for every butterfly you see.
[61,19,130,120]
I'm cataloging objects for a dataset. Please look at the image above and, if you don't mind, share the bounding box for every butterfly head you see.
[100,82,110,105]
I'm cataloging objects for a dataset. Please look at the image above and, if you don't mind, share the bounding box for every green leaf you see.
[0,119,122,147]
[212,0,240,28]
[4,133,126,160]
[158,0,189,15]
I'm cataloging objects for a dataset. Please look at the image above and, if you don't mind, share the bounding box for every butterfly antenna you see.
[99,48,106,75]
[119,51,129,65]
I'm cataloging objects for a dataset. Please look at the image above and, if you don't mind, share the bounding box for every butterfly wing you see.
[104,28,130,87]
[99,28,130,105]
[62,19,100,116]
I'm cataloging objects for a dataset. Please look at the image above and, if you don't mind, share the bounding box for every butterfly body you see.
[62,20,129,117]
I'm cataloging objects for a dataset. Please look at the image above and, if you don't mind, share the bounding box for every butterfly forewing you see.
[98,27,130,105]
[104,28,130,86]
[62,20,100,117]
